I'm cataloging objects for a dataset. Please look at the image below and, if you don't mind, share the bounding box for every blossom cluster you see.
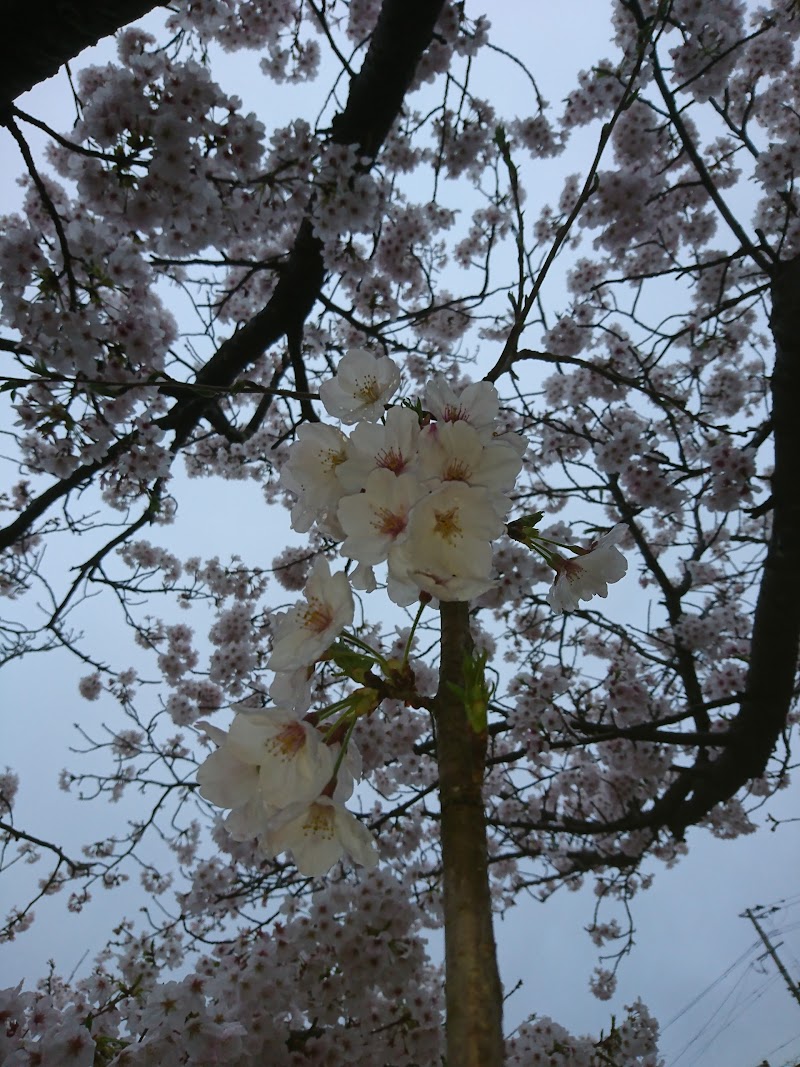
[196,668,377,876]
[194,350,629,878]
[0,906,662,1066]
[285,347,528,603]
[1,0,791,1061]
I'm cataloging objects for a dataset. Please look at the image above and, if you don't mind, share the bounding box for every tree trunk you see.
[435,600,505,1066]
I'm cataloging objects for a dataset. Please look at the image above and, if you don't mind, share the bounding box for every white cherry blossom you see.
[280,422,350,534]
[264,796,379,875]
[223,793,273,842]
[268,558,354,671]
[547,525,629,614]
[319,348,401,424]
[195,732,261,810]
[227,708,337,807]
[350,561,378,591]
[423,374,500,437]
[338,468,425,564]
[335,405,421,493]
[418,419,523,496]
[269,663,313,713]
[389,483,505,603]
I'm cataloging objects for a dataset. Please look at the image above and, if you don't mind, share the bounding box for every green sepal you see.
[328,641,377,683]
[506,511,545,548]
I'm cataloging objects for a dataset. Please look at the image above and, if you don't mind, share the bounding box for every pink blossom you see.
[227,708,337,807]
[338,468,425,564]
[389,483,505,603]
[280,423,350,534]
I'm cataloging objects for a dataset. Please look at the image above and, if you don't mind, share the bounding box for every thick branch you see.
[528,257,800,855]
[162,0,447,428]
[434,601,504,1067]
[0,1,163,113]
[664,254,800,835]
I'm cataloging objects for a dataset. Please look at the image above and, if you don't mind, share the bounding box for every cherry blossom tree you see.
[1,0,798,1063]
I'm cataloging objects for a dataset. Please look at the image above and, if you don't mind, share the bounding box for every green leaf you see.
[447,650,495,734]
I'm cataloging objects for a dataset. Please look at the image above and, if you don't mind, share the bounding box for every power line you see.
[743,908,800,1011]
[662,897,800,1067]
[663,941,762,1032]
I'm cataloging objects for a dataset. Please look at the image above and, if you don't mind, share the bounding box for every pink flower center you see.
[442,403,469,423]
[374,507,408,539]
[554,557,585,583]
[376,447,408,473]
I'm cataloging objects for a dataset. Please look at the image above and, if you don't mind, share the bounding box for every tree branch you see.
[0,0,447,553]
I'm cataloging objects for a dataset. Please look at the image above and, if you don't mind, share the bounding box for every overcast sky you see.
[1,4,799,1065]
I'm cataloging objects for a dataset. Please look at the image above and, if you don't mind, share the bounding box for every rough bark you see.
[0,1,163,113]
[435,601,505,1067]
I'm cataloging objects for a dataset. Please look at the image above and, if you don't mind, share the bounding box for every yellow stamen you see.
[302,597,334,633]
[267,721,307,758]
[433,506,462,543]
[443,459,470,481]
[356,375,381,403]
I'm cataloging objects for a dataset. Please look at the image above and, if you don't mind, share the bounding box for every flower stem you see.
[401,598,427,667]
[339,630,390,671]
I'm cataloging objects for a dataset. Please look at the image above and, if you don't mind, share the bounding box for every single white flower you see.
[268,558,354,671]
[418,420,522,499]
[269,663,313,714]
[350,561,377,591]
[196,742,261,810]
[224,794,274,842]
[336,406,420,493]
[226,708,336,807]
[338,468,425,565]
[264,796,379,875]
[390,483,505,602]
[319,348,401,424]
[197,708,335,812]
[546,524,628,614]
[423,375,500,436]
[280,423,350,534]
